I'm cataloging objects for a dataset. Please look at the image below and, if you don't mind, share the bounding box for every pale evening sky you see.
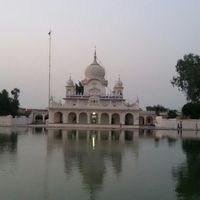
[0,0,200,110]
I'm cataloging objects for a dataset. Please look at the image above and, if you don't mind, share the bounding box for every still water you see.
[0,127,199,200]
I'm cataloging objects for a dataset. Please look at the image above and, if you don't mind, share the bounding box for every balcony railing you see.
[64,95,123,100]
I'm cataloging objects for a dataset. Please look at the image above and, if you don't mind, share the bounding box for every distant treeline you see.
[146,104,177,118]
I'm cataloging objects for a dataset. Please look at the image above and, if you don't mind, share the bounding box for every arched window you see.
[146,116,153,125]
[79,112,87,124]
[101,113,109,124]
[35,114,43,124]
[125,113,133,125]
[90,112,98,124]
[68,112,77,124]
[111,113,120,125]
[139,116,145,125]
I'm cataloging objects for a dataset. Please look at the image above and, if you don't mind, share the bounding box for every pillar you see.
[109,113,112,124]
[87,113,90,124]
[48,111,54,123]
[42,114,45,123]
[63,113,68,124]
[77,112,79,124]
[98,113,101,124]
[120,113,124,125]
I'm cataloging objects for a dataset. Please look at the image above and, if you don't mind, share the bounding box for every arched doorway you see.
[35,114,43,124]
[79,112,87,124]
[91,112,98,124]
[54,112,63,123]
[125,113,133,125]
[146,116,153,125]
[45,114,48,122]
[101,113,109,124]
[139,116,145,125]
[111,113,120,125]
[68,112,77,124]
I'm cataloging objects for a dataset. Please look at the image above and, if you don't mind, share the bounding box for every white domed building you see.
[48,51,140,127]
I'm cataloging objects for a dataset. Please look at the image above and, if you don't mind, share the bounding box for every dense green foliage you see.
[171,54,200,102]
[0,88,20,116]
[182,102,200,119]
[167,110,177,119]
[75,81,84,95]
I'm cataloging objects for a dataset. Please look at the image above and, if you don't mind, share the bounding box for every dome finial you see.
[94,46,97,61]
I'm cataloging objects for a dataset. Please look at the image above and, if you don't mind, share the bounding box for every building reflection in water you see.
[172,139,200,200]
[32,127,47,135]
[47,129,139,200]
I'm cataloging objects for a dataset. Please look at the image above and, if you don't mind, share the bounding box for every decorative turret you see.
[113,76,123,96]
[66,75,75,96]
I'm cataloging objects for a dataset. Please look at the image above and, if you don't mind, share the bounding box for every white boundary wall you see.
[0,115,12,126]
[0,115,31,126]
[155,116,200,130]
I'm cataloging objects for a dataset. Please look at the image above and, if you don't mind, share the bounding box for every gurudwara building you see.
[48,51,143,127]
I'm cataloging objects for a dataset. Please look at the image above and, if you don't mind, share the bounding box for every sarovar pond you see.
[0,128,200,200]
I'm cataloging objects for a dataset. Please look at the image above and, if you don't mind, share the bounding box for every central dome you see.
[85,51,105,80]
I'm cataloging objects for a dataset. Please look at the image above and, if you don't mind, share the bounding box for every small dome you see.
[85,51,105,80]
[114,77,123,88]
[66,76,74,87]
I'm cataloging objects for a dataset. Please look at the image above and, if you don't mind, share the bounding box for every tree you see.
[182,102,200,119]
[10,88,20,116]
[167,110,177,119]
[0,88,20,117]
[0,89,11,115]
[171,54,200,102]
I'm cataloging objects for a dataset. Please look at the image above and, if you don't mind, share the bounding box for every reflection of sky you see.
[1,1,200,109]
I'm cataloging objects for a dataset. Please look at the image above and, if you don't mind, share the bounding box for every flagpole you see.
[48,30,51,108]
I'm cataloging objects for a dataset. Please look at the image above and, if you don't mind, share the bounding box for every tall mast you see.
[48,30,51,108]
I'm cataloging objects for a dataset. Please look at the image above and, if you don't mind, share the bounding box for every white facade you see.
[49,51,140,126]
